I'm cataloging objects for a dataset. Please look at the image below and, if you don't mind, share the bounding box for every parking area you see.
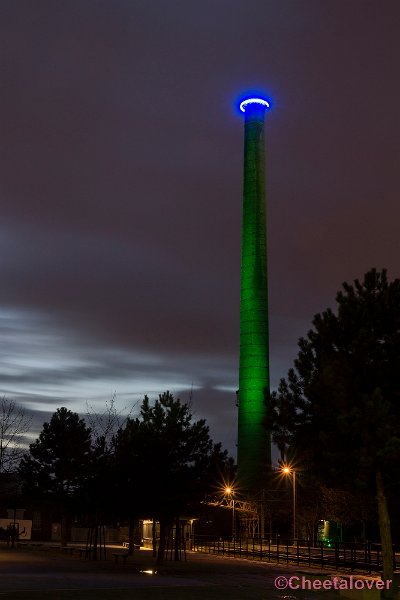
[0,543,345,600]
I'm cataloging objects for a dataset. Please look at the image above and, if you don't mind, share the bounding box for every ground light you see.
[139,569,157,575]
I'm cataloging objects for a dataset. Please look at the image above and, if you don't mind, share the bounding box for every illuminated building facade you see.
[237,97,271,494]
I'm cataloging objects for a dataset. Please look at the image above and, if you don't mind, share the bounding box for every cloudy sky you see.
[1,0,400,457]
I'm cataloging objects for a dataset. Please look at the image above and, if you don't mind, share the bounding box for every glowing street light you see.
[282,466,296,541]
[225,486,236,541]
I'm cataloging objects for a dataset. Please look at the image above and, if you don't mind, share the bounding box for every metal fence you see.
[193,535,397,574]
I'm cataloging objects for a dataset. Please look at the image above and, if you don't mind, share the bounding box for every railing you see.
[193,535,398,574]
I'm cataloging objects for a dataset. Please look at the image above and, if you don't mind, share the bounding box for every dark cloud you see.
[1,0,400,459]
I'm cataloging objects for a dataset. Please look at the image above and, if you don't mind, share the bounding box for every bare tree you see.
[86,394,133,452]
[0,397,32,473]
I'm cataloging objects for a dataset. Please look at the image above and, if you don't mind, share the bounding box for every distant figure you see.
[6,524,12,547]
[7,524,18,547]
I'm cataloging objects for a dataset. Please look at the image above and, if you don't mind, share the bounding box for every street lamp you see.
[282,466,296,541]
[12,479,23,549]
[225,486,236,541]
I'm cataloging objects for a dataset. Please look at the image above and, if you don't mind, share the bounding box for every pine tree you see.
[270,269,400,592]
[19,407,92,546]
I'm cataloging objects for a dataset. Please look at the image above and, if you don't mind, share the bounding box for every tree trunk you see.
[376,469,394,598]
[156,519,168,565]
[92,524,98,560]
[60,504,68,547]
[174,517,180,561]
[152,518,157,558]
[128,520,135,555]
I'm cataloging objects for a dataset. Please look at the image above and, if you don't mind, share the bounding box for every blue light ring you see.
[239,97,270,113]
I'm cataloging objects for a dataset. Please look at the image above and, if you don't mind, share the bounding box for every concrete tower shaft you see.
[238,99,271,493]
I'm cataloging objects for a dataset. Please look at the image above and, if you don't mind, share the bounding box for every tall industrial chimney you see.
[237,97,271,494]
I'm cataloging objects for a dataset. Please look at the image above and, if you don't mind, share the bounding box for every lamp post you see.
[282,467,296,541]
[11,479,24,548]
[225,487,236,541]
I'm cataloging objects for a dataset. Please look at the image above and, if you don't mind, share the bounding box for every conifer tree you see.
[270,269,400,593]
[19,407,92,546]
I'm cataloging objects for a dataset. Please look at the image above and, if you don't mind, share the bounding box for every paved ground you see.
[0,543,362,599]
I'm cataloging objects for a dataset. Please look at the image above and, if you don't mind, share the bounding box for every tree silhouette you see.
[113,391,231,562]
[0,397,31,473]
[19,407,92,546]
[270,269,400,590]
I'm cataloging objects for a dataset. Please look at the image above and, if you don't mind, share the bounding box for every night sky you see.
[1,1,400,458]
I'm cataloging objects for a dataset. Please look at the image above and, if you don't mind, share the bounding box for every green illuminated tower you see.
[237,97,271,494]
